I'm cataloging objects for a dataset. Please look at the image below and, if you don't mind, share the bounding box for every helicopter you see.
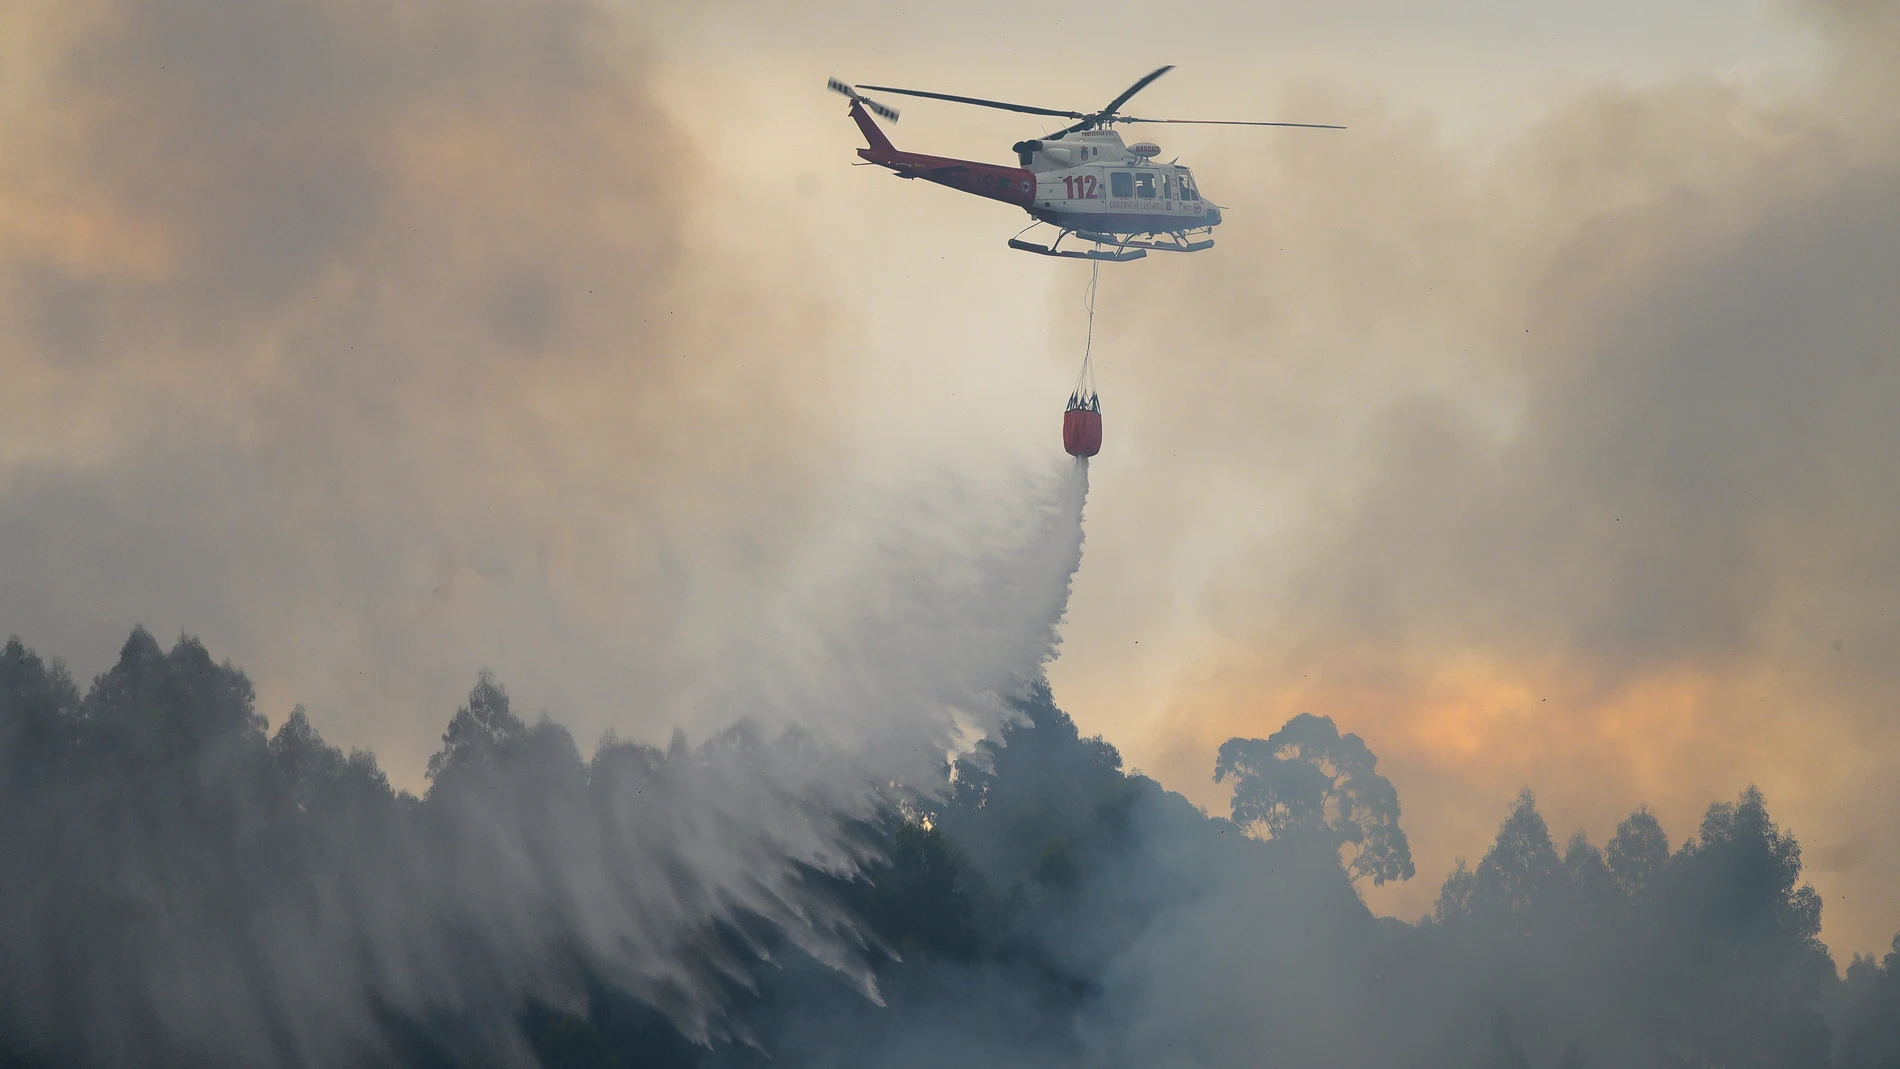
[828,67,1341,261]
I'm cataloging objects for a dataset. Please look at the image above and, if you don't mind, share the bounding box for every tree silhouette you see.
[1464,790,1564,939]
[426,668,527,784]
[1606,807,1671,900]
[1215,713,1416,886]
[1654,787,1834,1069]
[1562,831,1620,917]
[1836,934,1900,1069]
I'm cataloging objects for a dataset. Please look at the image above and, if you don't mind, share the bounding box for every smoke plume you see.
[0,0,842,776]
[1057,0,1900,951]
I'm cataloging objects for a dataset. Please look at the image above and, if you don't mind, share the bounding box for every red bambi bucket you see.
[1063,404,1103,458]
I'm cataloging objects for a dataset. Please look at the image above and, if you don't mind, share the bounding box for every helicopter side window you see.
[1134,173,1157,199]
[1110,172,1134,198]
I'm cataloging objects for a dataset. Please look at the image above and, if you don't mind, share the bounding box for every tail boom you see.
[848,100,1034,208]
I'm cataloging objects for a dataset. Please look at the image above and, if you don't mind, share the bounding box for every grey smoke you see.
[1074,0,1900,950]
[0,0,839,778]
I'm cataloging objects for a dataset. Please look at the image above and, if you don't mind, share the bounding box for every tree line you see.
[1,629,1896,1067]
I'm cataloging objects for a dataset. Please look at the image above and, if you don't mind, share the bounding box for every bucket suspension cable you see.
[1070,260,1101,412]
[1063,261,1105,458]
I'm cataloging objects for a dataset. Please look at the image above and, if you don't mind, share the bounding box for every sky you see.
[4,0,1899,956]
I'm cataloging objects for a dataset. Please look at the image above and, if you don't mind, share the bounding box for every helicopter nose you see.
[1206,205,1222,226]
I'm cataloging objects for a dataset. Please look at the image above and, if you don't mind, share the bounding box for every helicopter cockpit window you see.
[1134,173,1157,199]
[1110,172,1134,198]
[1179,173,1198,200]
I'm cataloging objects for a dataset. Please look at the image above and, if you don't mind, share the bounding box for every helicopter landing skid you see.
[1075,229,1215,254]
[1008,225,1147,261]
[1008,237,1146,262]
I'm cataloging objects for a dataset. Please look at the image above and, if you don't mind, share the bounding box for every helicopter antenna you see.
[827,79,900,123]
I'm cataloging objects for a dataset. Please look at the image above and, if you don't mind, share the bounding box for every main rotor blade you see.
[1118,116,1347,129]
[855,84,1084,120]
[1099,65,1175,117]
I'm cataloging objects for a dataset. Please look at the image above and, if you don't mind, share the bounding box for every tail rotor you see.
[827,79,900,123]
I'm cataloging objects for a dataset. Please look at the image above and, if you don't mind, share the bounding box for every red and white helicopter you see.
[829,67,1341,261]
